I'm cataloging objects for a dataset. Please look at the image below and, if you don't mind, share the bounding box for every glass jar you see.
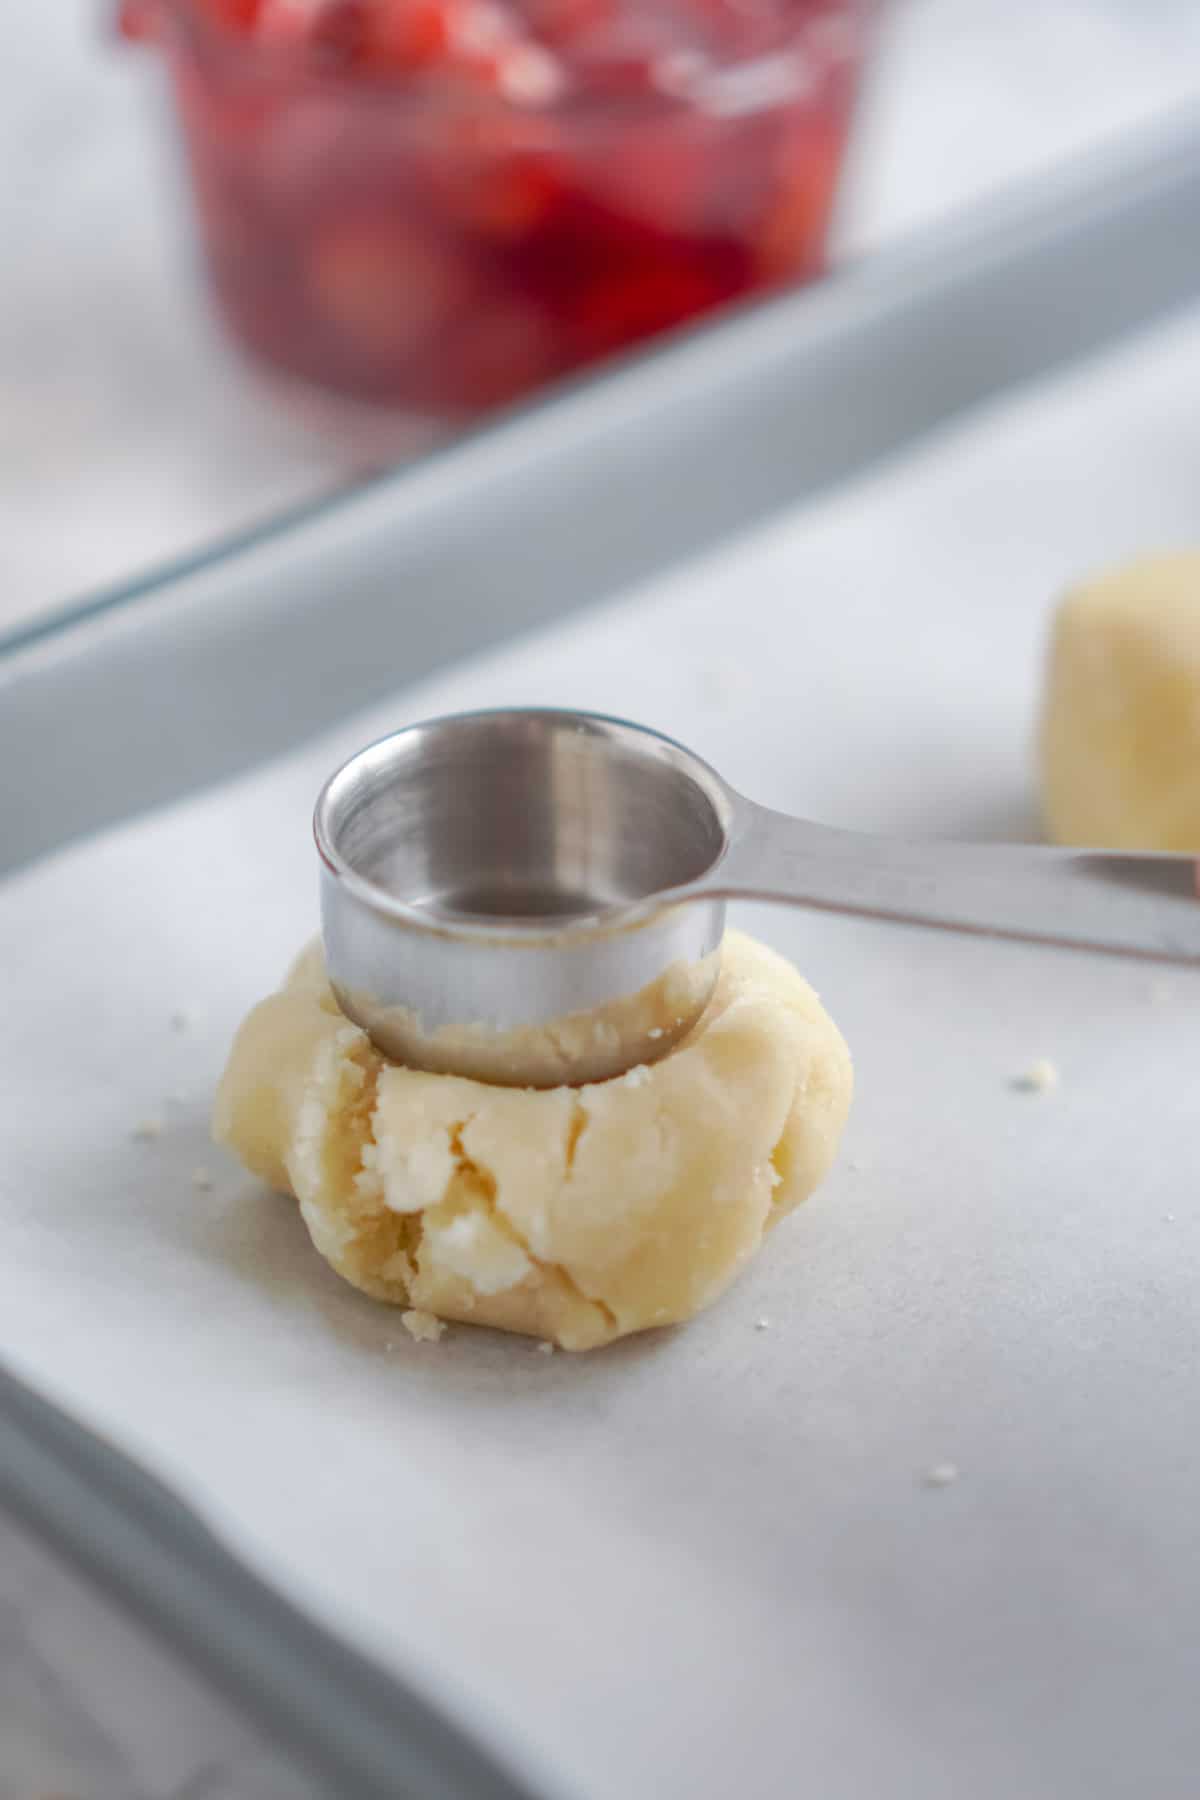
[124,0,870,421]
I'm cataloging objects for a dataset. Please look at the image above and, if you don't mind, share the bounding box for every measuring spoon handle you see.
[701,799,1200,966]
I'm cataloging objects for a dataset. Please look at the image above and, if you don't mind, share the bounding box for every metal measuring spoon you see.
[315,709,1198,1087]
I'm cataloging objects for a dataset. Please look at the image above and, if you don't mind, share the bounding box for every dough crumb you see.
[536,1341,555,1355]
[402,1309,446,1344]
[131,1116,165,1141]
[1012,1058,1059,1094]
[754,1317,771,1332]
[922,1462,960,1489]
[624,1065,650,1088]
[191,1166,214,1192]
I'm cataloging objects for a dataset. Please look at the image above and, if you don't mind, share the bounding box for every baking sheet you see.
[5,299,1200,1800]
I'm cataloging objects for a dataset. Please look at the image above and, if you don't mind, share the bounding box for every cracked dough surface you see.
[213,931,853,1350]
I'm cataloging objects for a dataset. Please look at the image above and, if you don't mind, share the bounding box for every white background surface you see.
[4,296,1199,1800]
[4,0,1200,635]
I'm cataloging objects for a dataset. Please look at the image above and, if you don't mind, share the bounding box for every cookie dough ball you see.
[1039,551,1200,849]
[213,931,852,1350]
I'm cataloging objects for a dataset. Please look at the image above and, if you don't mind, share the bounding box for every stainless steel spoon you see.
[315,708,1198,1086]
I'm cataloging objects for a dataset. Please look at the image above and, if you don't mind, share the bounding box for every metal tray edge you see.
[4,105,1200,875]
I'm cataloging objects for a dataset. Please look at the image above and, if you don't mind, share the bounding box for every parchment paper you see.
[4,303,1200,1800]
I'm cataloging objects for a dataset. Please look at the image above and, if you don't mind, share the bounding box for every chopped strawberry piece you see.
[116,0,160,39]
[583,119,716,237]
[573,259,731,356]
[307,215,472,365]
[523,0,615,48]
[200,0,266,29]
[254,0,379,66]
[438,292,560,407]
[307,0,374,63]
[450,153,564,237]
[254,0,319,44]
[126,0,261,31]
[363,0,454,68]
[755,124,842,278]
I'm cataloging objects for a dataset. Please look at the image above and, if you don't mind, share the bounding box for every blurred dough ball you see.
[213,931,853,1351]
[1039,551,1200,849]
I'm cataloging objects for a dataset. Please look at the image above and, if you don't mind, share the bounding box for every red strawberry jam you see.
[123,0,867,417]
